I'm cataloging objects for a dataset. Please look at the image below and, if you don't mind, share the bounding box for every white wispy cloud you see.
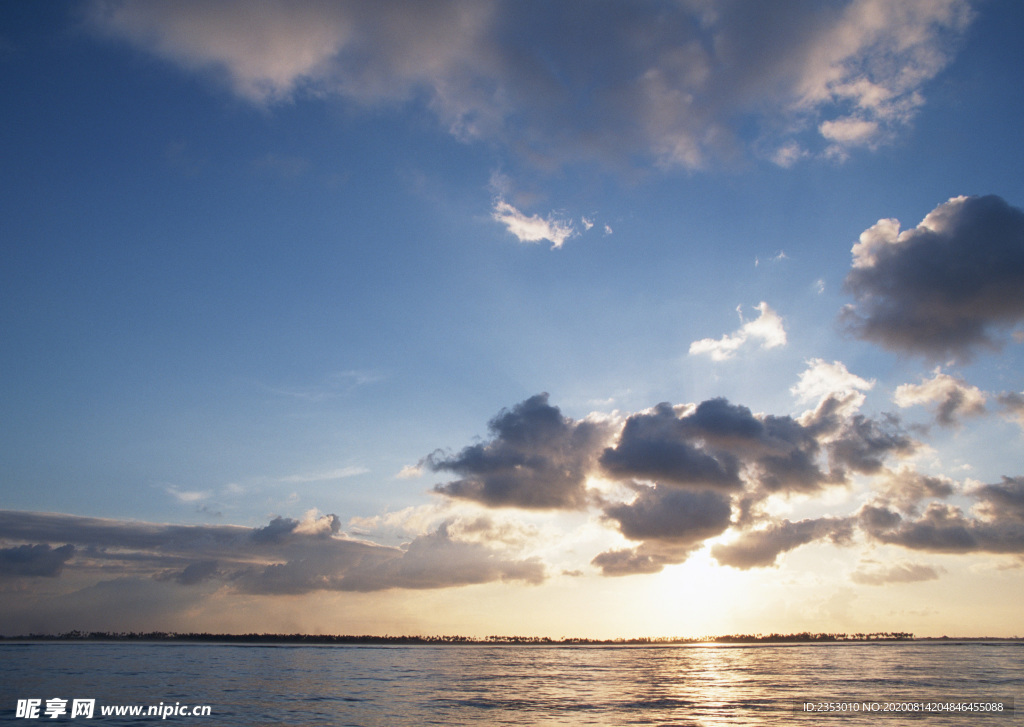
[395,464,423,480]
[263,370,383,402]
[689,302,787,361]
[165,486,211,503]
[280,467,369,484]
[491,200,575,249]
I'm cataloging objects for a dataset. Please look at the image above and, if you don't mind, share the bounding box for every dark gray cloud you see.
[167,560,220,586]
[827,413,916,475]
[251,514,342,544]
[0,544,75,577]
[0,510,250,555]
[799,394,918,483]
[972,476,1024,523]
[592,486,733,577]
[711,517,854,569]
[603,485,732,545]
[429,393,610,509]
[0,510,544,594]
[600,403,742,489]
[859,498,1024,554]
[90,0,973,169]
[591,547,671,577]
[842,195,1024,360]
[601,398,832,494]
[997,390,1024,427]
[428,391,915,532]
[851,561,943,585]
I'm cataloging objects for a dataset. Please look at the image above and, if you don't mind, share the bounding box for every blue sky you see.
[2,0,1023,637]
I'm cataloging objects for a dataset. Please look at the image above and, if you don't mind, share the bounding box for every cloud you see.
[396,464,423,479]
[88,0,973,169]
[602,485,732,546]
[334,523,544,592]
[894,368,986,426]
[263,370,383,402]
[712,517,854,569]
[428,393,611,509]
[819,117,879,146]
[972,476,1024,524]
[821,410,917,476]
[161,560,220,586]
[874,466,956,513]
[591,485,733,577]
[591,547,668,577]
[600,402,744,490]
[590,540,703,577]
[791,358,875,405]
[771,141,808,168]
[491,200,575,249]
[997,390,1024,428]
[280,466,369,483]
[859,483,1024,554]
[0,511,252,556]
[851,560,943,585]
[88,0,497,108]
[689,302,786,361]
[601,397,838,495]
[842,195,1024,360]
[165,486,211,503]
[0,544,76,578]
[0,510,543,594]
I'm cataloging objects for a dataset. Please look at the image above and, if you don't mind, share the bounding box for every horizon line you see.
[4,630,1021,645]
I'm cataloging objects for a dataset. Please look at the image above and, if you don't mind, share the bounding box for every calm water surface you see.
[1,642,1019,725]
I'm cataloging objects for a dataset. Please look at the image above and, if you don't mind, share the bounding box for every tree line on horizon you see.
[1,630,915,644]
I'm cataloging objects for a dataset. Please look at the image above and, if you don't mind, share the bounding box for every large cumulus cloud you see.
[603,486,733,545]
[426,389,924,575]
[842,195,1024,360]
[599,402,744,490]
[601,398,836,495]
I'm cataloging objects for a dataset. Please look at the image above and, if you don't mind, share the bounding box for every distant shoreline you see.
[1,631,1020,645]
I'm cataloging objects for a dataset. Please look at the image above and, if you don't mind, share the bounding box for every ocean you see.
[1,641,1019,725]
